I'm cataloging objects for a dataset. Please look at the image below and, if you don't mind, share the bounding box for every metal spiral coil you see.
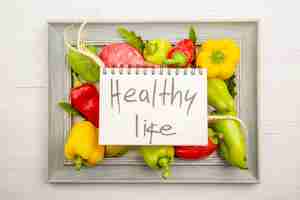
[102,66,205,76]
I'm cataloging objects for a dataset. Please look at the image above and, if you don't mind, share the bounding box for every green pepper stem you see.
[163,52,187,66]
[74,156,82,170]
[218,133,224,141]
[158,157,171,179]
[144,42,158,55]
[208,115,247,135]
[72,72,82,87]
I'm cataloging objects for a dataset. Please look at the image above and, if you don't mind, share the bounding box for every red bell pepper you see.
[70,84,99,128]
[163,39,195,67]
[175,128,219,160]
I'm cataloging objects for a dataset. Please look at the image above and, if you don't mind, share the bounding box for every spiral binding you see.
[102,66,205,76]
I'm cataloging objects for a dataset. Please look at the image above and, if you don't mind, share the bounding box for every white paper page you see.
[99,68,207,145]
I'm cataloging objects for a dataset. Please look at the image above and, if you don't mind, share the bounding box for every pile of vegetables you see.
[60,22,247,179]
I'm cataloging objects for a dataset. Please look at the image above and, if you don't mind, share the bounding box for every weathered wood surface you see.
[2,1,299,199]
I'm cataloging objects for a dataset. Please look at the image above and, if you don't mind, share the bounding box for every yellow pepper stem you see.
[74,156,83,170]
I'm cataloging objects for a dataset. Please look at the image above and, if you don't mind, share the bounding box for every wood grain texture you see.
[48,21,259,183]
[2,0,300,199]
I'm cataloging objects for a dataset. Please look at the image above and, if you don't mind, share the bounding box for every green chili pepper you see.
[139,146,174,179]
[208,79,236,113]
[212,112,247,169]
[143,39,172,65]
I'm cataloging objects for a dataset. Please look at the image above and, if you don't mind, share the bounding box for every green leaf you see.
[188,26,197,44]
[117,27,145,53]
[225,74,237,98]
[58,102,81,116]
[67,46,99,82]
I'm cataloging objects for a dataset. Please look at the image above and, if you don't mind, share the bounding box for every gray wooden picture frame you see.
[48,20,260,183]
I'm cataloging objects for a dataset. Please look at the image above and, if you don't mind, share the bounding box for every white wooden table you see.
[1,0,299,199]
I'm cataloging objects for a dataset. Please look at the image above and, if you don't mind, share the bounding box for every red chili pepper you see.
[175,128,219,160]
[70,84,99,128]
[163,39,195,67]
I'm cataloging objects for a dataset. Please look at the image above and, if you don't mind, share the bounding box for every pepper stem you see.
[74,156,83,170]
[211,50,225,64]
[208,115,248,135]
[72,73,82,88]
[144,42,158,55]
[208,128,219,145]
[158,157,171,179]
[163,52,187,66]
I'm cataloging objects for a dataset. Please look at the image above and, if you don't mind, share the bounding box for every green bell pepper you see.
[139,146,174,179]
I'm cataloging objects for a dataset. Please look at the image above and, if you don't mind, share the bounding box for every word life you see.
[135,114,176,144]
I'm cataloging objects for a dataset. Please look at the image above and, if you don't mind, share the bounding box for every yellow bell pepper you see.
[64,121,105,170]
[196,39,240,80]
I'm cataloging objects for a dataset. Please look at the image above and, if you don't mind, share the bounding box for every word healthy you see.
[110,77,198,116]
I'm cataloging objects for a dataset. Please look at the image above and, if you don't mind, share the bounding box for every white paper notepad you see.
[99,68,207,145]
